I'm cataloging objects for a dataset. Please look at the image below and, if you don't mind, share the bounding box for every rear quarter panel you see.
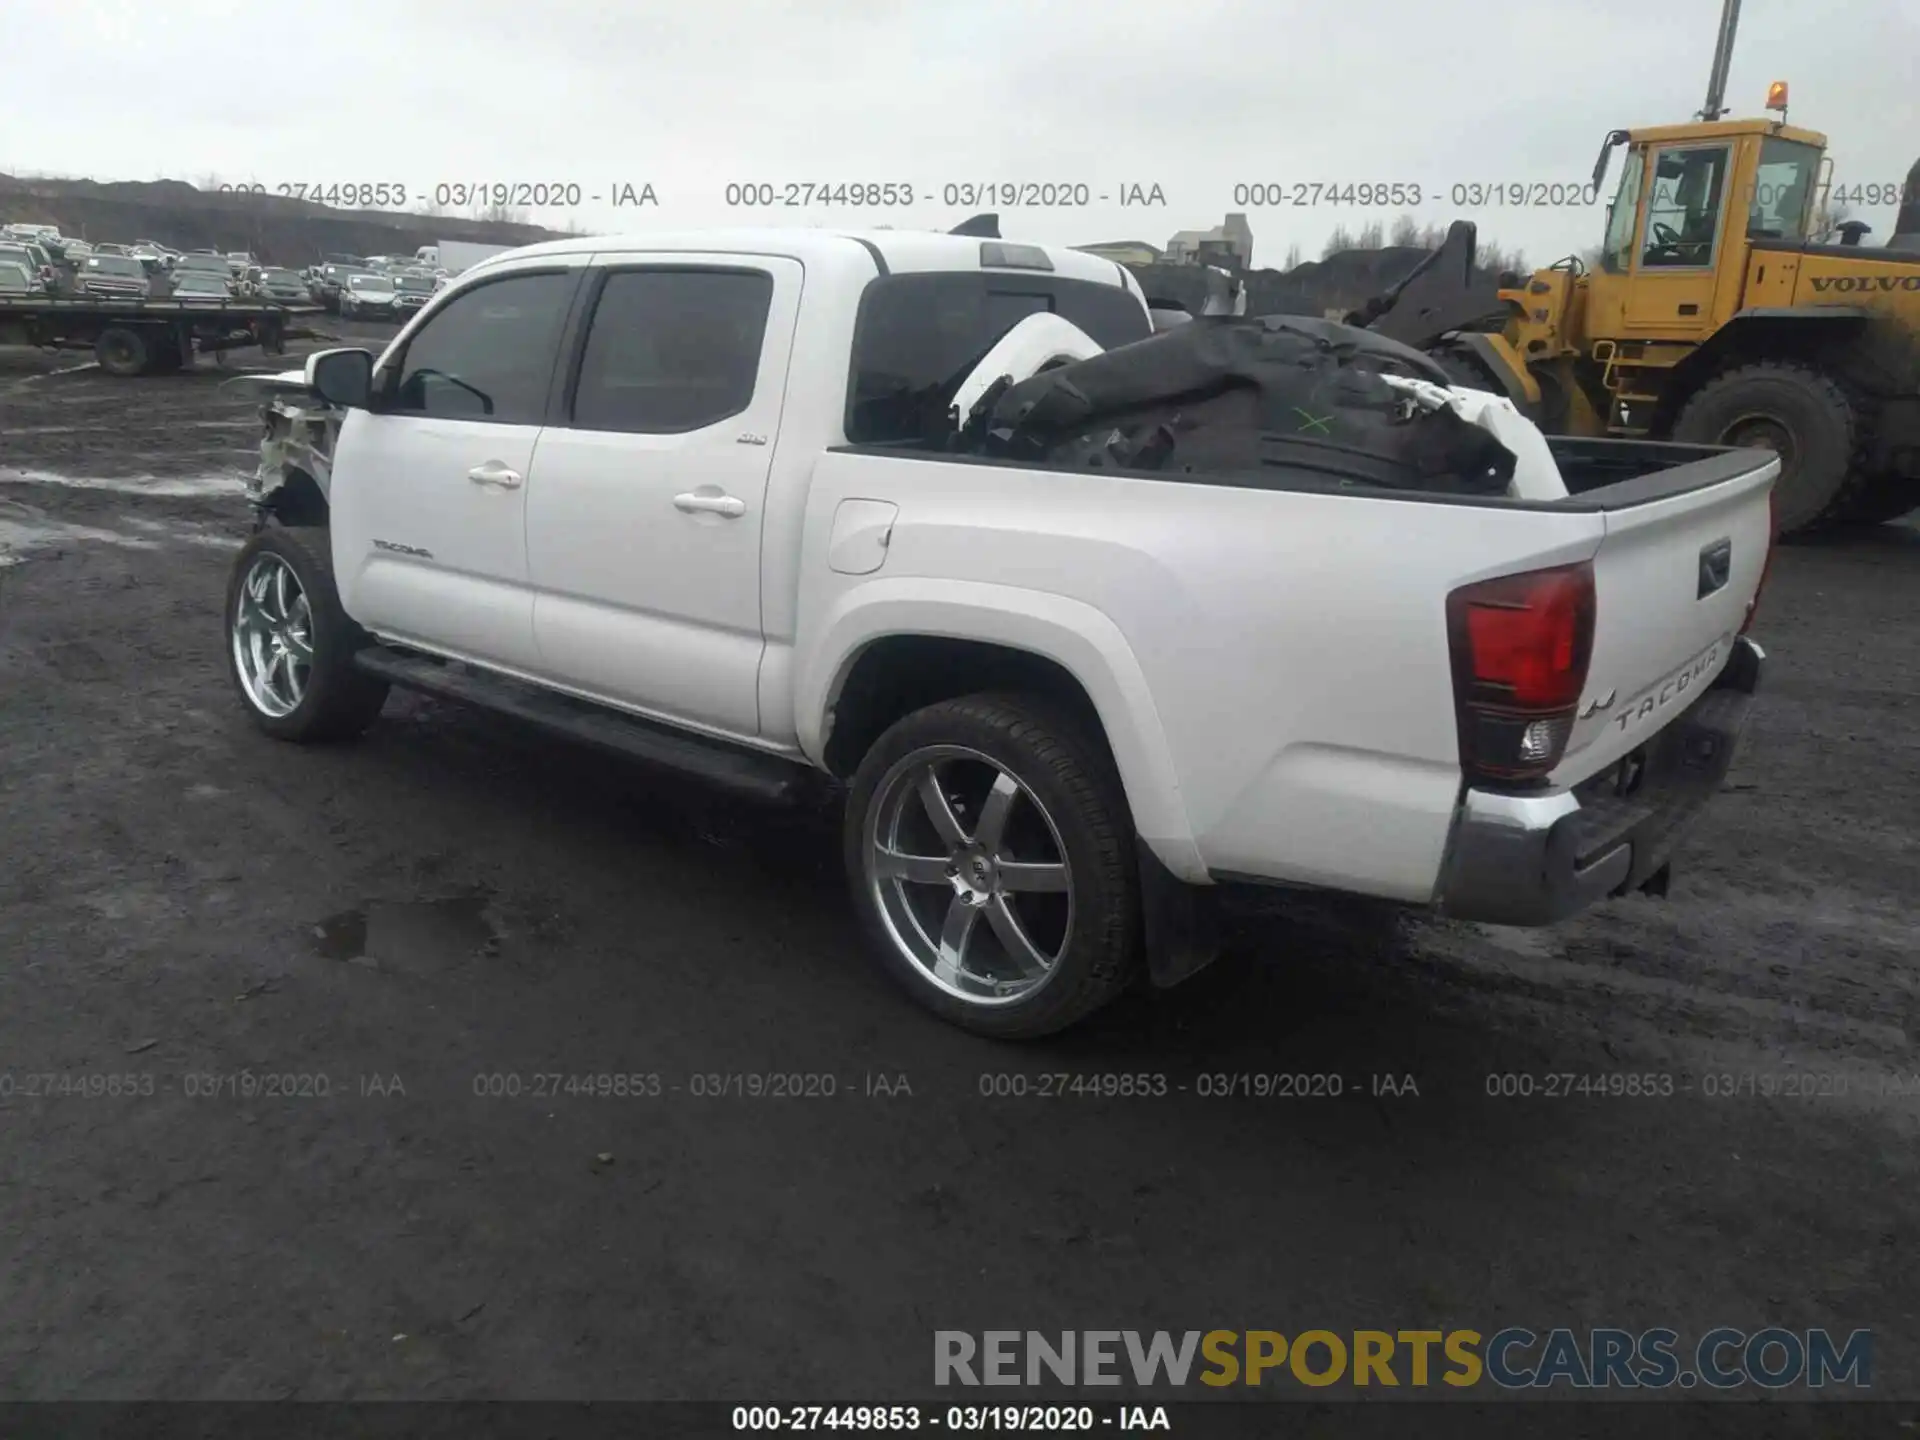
[794,454,1608,899]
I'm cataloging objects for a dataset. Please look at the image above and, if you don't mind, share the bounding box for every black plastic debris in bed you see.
[954,313,1517,495]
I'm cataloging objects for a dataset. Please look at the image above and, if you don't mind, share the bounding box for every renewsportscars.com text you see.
[934,1328,1872,1390]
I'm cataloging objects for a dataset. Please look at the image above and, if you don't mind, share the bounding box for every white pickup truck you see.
[223,227,1776,1038]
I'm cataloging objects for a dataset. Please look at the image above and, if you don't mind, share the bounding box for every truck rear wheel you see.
[1672,362,1857,535]
[843,693,1142,1039]
[94,326,151,377]
[224,525,388,743]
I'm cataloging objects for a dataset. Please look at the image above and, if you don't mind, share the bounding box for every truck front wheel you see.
[224,525,388,743]
[844,693,1142,1038]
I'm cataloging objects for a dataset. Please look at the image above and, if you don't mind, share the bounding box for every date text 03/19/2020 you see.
[214,181,658,209]
[721,182,1167,208]
[1228,181,1603,208]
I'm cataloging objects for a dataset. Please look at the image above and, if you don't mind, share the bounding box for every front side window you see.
[1747,138,1819,242]
[1641,145,1729,268]
[387,271,575,425]
[570,268,774,433]
[847,273,1151,445]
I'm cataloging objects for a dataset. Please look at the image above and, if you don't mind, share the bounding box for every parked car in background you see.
[78,253,153,299]
[0,241,58,291]
[173,252,232,278]
[170,269,233,299]
[254,266,311,303]
[92,242,133,257]
[314,264,376,312]
[0,259,43,295]
[226,252,256,276]
[391,269,436,313]
[338,271,399,320]
[55,238,94,261]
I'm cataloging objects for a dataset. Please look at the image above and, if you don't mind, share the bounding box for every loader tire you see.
[1672,362,1860,536]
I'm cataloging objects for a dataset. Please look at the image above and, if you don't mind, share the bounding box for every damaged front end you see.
[222,369,342,526]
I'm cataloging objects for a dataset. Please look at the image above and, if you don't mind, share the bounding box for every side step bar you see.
[353,647,820,805]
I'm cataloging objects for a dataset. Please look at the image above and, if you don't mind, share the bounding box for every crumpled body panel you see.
[961,314,1521,495]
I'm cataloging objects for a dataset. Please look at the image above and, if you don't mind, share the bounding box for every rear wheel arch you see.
[806,611,1204,881]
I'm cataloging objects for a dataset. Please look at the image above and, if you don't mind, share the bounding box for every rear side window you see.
[570,268,774,433]
[387,271,576,425]
[847,272,1151,445]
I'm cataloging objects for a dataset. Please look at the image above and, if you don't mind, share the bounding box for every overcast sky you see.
[4,0,1916,267]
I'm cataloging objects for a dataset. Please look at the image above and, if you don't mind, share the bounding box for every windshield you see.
[263,269,302,284]
[91,257,145,276]
[1748,137,1820,242]
[0,262,31,287]
[176,274,228,291]
[178,256,227,272]
[350,275,394,291]
[395,274,434,291]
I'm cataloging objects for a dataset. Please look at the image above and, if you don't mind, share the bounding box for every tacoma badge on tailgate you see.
[1611,639,1724,734]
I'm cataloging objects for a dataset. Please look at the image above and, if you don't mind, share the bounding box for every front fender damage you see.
[222,370,342,515]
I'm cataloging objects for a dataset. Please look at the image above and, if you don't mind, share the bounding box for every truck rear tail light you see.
[1447,561,1595,786]
[1739,484,1778,636]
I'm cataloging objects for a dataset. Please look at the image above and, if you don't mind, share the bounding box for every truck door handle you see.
[467,461,522,489]
[674,491,746,518]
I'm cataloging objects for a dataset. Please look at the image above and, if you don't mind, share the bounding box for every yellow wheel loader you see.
[1361,97,1920,535]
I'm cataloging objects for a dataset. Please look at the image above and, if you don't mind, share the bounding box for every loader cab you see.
[1584,118,1828,345]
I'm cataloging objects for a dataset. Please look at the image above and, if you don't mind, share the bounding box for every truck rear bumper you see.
[1434,636,1764,926]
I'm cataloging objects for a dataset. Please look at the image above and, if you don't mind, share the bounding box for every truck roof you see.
[464,228,1138,291]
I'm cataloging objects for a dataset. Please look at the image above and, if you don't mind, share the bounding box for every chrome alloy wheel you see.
[864,745,1074,1006]
[231,551,314,718]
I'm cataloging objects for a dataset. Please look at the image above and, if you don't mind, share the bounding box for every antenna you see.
[1697,0,1741,120]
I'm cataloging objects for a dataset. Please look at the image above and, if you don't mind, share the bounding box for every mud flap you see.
[1139,841,1221,989]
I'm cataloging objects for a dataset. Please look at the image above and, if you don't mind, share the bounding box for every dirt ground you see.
[1,328,1916,1411]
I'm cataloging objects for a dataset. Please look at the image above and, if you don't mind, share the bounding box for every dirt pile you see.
[0,173,566,266]
[1129,244,1505,321]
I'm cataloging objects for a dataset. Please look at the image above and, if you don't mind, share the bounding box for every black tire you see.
[1671,361,1859,535]
[223,524,388,743]
[94,326,150,377]
[843,692,1142,1039]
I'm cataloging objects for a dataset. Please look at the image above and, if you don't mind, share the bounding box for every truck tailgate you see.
[1553,447,1777,786]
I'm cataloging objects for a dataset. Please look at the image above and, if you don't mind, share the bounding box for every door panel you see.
[331,413,543,667]
[526,257,802,737]
[328,262,587,673]
[1622,143,1731,339]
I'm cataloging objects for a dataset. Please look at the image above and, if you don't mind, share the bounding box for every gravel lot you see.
[1,326,1916,1408]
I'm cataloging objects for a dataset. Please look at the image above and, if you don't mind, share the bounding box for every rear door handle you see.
[674,491,746,518]
[468,461,522,489]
